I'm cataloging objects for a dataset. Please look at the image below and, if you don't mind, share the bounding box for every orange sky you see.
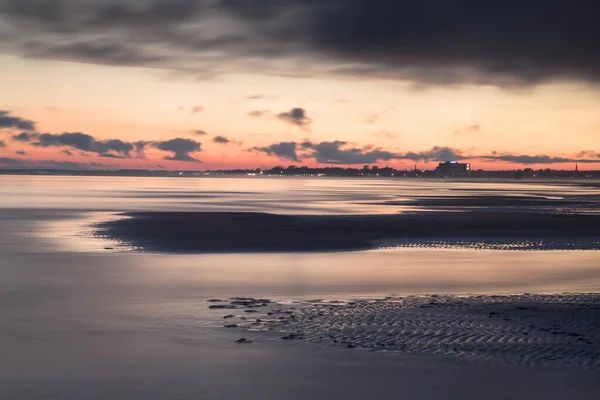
[1,55,600,170]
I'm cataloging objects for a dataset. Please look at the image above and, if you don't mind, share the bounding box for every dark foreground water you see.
[1,175,599,399]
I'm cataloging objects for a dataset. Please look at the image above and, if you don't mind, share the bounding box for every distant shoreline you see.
[1,167,598,180]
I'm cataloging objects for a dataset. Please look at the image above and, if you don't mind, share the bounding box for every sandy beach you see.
[1,176,600,399]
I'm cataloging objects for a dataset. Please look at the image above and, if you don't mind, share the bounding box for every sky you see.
[1,0,600,171]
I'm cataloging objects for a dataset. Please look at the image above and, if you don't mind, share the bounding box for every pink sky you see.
[1,56,599,171]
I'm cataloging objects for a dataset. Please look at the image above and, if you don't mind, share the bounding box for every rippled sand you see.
[377,238,600,251]
[210,294,600,370]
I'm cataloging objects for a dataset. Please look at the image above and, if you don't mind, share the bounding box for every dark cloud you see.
[193,130,207,136]
[23,40,169,66]
[12,130,144,158]
[0,110,36,131]
[16,150,26,155]
[89,0,204,27]
[253,141,462,164]
[0,157,25,165]
[251,141,299,161]
[252,140,599,166]
[403,146,465,162]
[153,138,202,162]
[303,141,401,164]
[213,135,231,144]
[7,125,202,163]
[133,140,150,157]
[0,140,5,147]
[11,132,36,142]
[31,132,92,150]
[277,108,312,130]
[29,132,135,157]
[94,139,135,156]
[1,1,599,85]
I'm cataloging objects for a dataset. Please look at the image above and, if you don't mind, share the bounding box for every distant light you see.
[450,161,457,164]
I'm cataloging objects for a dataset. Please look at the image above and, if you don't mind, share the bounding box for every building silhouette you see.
[435,161,471,177]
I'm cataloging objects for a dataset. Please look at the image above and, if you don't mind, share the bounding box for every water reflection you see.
[2,175,600,215]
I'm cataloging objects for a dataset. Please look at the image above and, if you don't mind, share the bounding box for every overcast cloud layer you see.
[1,1,599,85]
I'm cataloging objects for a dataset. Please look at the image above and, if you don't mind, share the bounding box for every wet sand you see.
[207,294,600,370]
[95,211,600,252]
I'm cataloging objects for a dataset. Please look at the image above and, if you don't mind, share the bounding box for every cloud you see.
[29,132,135,158]
[213,135,232,144]
[466,125,481,133]
[366,114,379,124]
[372,131,397,139]
[153,138,202,162]
[133,140,150,158]
[12,130,146,159]
[252,141,460,164]
[302,141,402,164]
[23,40,168,66]
[15,150,26,155]
[576,150,598,158]
[251,140,599,166]
[1,1,599,86]
[453,124,482,137]
[7,125,203,163]
[12,132,37,142]
[192,130,207,136]
[403,146,465,162]
[0,110,36,131]
[0,140,5,147]
[248,110,269,118]
[251,141,299,161]
[480,153,600,164]
[0,157,26,166]
[246,95,277,100]
[191,106,204,114]
[277,108,312,131]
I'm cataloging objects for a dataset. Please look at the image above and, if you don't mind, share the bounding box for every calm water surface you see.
[1,175,599,297]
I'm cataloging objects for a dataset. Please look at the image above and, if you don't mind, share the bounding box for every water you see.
[2,175,600,296]
[1,175,600,399]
